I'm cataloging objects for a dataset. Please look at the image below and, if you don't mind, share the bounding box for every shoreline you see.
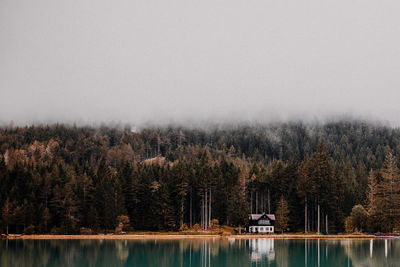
[3,233,376,240]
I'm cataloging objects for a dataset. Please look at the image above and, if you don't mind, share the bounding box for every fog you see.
[1,0,400,127]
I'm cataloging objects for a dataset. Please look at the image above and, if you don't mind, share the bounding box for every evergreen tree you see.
[275,195,290,233]
[2,121,400,234]
[379,152,400,232]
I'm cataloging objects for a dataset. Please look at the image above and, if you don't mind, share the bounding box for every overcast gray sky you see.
[1,0,400,126]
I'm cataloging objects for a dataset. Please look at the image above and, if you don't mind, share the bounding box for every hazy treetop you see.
[1,0,400,126]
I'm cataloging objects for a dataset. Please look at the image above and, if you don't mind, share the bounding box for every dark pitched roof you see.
[250,214,275,221]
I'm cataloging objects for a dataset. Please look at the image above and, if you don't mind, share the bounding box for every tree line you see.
[1,120,400,234]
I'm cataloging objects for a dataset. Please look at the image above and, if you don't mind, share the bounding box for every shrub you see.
[209,219,219,230]
[80,227,93,235]
[117,215,130,226]
[50,226,62,235]
[179,224,189,232]
[115,215,130,233]
[345,217,354,233]
[350,205,367,232]
[193,224,201,232]
[24,225,35,235]
[345,205,368,233]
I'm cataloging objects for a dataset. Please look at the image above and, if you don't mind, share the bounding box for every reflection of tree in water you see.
[275,239,350,267]
[115,240,129,262]
[0,240,52,267]
[303,239,349,267]
[0,239,253,267]
[344,239,400,267]
[4,238,399,266]
[0,240,129,267]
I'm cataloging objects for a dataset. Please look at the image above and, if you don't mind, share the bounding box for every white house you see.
[248,213,275,233]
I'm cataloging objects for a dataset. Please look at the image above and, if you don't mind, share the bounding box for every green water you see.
[1,238,399,266]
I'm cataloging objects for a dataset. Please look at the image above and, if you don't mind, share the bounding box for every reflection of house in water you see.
[249,239,275,262]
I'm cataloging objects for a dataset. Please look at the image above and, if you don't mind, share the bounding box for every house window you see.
[258,219,270,225]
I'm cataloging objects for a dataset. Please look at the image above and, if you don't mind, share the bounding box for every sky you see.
[1,0,400,126]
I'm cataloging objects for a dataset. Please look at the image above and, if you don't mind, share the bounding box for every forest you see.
[1,120,400,234]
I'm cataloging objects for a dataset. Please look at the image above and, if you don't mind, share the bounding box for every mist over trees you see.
[1,120,400,234]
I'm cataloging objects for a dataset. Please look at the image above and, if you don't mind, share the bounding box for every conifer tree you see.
[275,195,290,233]
[380,152,400,232]
[297,157,311,233]
[366,170,377,215]
[3,122,400,234]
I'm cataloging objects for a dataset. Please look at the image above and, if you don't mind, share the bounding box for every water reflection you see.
[249,239,275,263]
[1,238,400,266]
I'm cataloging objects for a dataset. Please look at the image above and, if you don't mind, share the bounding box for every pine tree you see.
[4,122,400,234]
[95,157,117,230]
[297,157,311,233]
[380,152,400,232]
[366,170,377,215]
[305,142,336,233]
[366,170,379,232]
[283,157,301,231]
[275,195,290,233]
[170,161,189,228]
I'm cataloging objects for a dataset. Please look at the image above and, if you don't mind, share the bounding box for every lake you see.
[1,238,399,266]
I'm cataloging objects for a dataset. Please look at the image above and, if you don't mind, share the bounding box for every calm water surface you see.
[1,238,399,266]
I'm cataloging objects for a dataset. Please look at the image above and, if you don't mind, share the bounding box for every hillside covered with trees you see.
[1,120,400,234]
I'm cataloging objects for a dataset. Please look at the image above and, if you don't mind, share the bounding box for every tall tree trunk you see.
[203,196,205,229]
[325,215,328,234]
[181,199,184,227]
[317,204,320,234]
[263,191,267,213]
[209,187,211,227]
[251,191,253,214]
[305,197,307,233]
[190,189,193,228]
[201,198,204,229]
[321,210,323,234]
[83,179,87,204]
[268,189,271,214]
[256,191,258,213]
[311,204,314,232]
[263,191,265,213]
[202,193,204,229]
[205,189,208,230]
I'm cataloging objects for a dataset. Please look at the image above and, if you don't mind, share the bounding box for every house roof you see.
[250,214,275,221]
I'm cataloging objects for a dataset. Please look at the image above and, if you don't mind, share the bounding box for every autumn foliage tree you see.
[275,195,290,233]
[1,121,400,234]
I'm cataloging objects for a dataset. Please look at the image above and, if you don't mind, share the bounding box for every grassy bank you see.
[2,233,375,240]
